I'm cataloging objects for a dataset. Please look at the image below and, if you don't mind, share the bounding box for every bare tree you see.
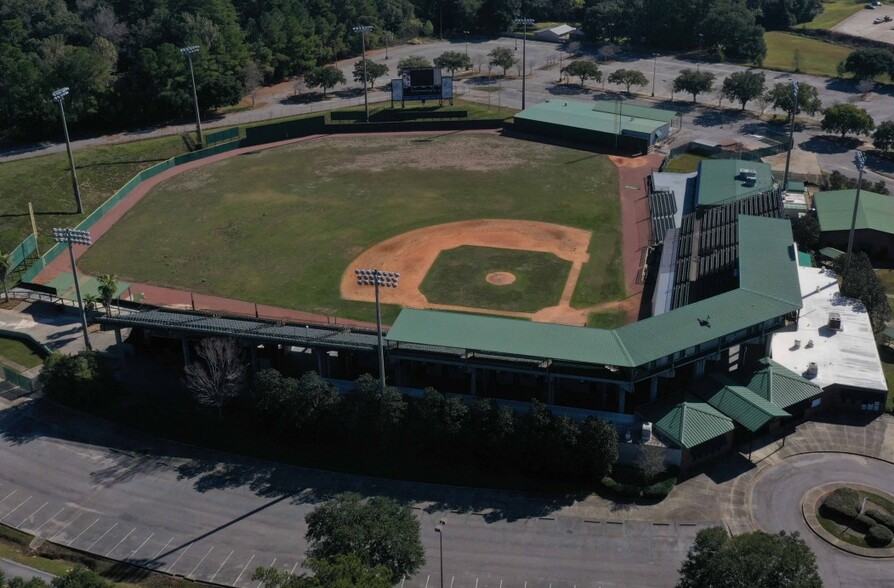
[474,53,485,73]
[184,338,247,420]
[293,78,305,97]
[243,61,264,107]
[857,79,876,100]
[756,93,771,117]
[635,445,667,486]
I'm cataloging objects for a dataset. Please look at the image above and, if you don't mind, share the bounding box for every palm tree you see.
[97,274,118,317]
[0,251,11,303]
[83,293,100,315]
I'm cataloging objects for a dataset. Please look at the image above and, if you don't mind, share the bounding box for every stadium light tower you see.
[651,53,659,97]
[52,227,92,351]
[515,18,534,110]
[52,88,83,215]
[697,33,704,72]
[353,25,374,123]
[844,150,866,279]
[180,45,203,147]
[464,30,470,56]
[782,80,798,193]
[355,268,399,393]
[435,519,446,588]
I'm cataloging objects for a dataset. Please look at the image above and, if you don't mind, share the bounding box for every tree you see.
[702,0,767,63]
[0,251,11,303]
[841,47,894,81]
[305,66,345,96]
[721,70,766,110]
[305,493,424,583]
[184,338,247,420]
[353,374,407,444]
[873,120,894,151]
[673,69,715,103]
[821,103,875,138]
[52,567,112,588]
[767,82,822,116]
[576,416,619,481]
[397,55,432,74]
[792,215,820,251]
[635,445,666,486]
[677,528,822,588]
[96,273,117,317]
[352,59,388,88]
[561,60,601,88]
[833,252,892,332]
[607,69,648,94]
[253,555,390,588]
[39,351,109,408]
[243,61,264,107]
[488,47,517,77]
[433,51,472,75]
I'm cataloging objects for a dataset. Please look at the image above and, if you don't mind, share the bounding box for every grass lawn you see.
[796,0,866,30]
[80,134,622,323]
[0,337,43,370]
[587,308,628,328]
[763,31,852,77]
[664,153,706,173]
[0,136,188,254]
[420,246,571,312]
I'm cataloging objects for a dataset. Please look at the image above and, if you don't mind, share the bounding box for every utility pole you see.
[52,88,83,214]
[844,151,866,279]
[353,25,373,123]
[180,45,203,147]
[515,18,533,110]
[782,81,798,192]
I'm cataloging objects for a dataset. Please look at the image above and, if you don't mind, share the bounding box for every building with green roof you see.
[694,159,776,207]
[513,100,679,154]
[814,190,894,258]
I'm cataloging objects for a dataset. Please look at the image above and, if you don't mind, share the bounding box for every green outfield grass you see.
[0,337,43,369]
[763,31,852,77]
[796,0,865,30]
[586,308,628,329]
[79,134,622,323]
[420,246,571,312]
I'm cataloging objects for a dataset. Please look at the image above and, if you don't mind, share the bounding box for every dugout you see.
[513,100,678,154]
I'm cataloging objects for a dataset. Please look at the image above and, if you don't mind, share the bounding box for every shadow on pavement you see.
[704,453,755,485]
[799,135,860,154]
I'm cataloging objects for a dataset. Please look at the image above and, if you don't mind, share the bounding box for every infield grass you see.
[80,134,622,323]
[763,32,852,77]
[420,246,572,312]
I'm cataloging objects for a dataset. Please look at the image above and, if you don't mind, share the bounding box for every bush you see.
[825,488,859,512]
[854,513,876,532]
[866,508,894,532]
[867,525,894,547]
[39,351,112,408]
[600,475,641,498]
[643,476,678,499]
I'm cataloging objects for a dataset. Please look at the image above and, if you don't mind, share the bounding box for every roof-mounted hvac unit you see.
[806,362,819,376]
[828,312,842,331]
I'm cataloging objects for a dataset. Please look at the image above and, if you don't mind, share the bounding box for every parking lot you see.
[833,5,894,44]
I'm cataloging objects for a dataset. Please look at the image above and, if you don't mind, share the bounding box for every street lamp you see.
[651,53,659,97]
[52,228,92,351]
[697,33,704,72]
[464,30,470,56]
[353,25,373,123]
[52,88,83,215]
[515,18,534,110]
[782,80,799,193]
[355,268,399,394]
[434,519,446,588]
[180,45,203,147]
[844,151,866,279]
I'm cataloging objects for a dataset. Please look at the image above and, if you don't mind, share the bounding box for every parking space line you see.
[34,507,66,533]
[106,527,136,556]
[17,501,48,528]
[67,518,99,546]
[153,537,174,561]
[188,545,214,578]
[452,576,457,588]
[424,574,430,588]
[0,490,17,506]
[129,532,154,560]
[87,522,118,551]
[166,542,192,574]
[0,496,31,522]
[256,558,275,588]
[289,561,299,575]
[234,554,254,585]
[210,550,233,582]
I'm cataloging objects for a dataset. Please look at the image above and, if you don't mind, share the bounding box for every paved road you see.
[0,401,716,588]
[750,452,894,588]
[0,559,56,584]
[3,37,892,184]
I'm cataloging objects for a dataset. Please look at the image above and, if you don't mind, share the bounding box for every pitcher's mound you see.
[486,272,516,285]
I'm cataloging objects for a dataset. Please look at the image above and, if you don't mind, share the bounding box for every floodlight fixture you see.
[355,267,398,393]
[180,45,200,56]
[52,87,70,102]
[52,227,93,350]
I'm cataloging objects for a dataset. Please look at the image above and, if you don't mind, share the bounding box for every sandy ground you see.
[833,5,894,44]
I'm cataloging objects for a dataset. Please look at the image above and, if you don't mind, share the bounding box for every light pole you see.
[52,228,92,351]
[435,519,446,588]
[697,33,704,72]
[384,31,391,60]
[52,88,83,215]
[180,45,203,147]
[782,80,798,192]
[464,30,470,56]
[515,18,533,110]
[353,25,373,123]
[651,53,659,97]
[844,151,866,279]
[355,268,399,394]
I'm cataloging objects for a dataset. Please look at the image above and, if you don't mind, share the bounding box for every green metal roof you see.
[884,327,894,341]
[798,251,813,267]
[590,102,680,124]
[741,358,822,410]
[785,181,806,193]
[516,100,667,136]
[695,159,775,207]
[387,216,801,369]
[814,190,894,234]
[699,376,789,432]
[818,247,845,259]
[644,395,734,449]
[386,309,632,366]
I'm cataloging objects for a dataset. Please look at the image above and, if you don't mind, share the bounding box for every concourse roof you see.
[695,159,775,207]
[814,190,894,234]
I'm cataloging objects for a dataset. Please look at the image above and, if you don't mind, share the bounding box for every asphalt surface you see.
[750,452,894,588]
[3,37,892,185]
[0,559,56,584]
[0,401,718,588]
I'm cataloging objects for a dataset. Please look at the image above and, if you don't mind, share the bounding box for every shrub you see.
[601,476,641,498]
[825,488,859,512]
[643,476,677,499]
[866,509,894,532]
[38,351,112,408]
[854,513,876,532]
[867,525,894,547]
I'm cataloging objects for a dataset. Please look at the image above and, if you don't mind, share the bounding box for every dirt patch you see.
[486,272,516,285]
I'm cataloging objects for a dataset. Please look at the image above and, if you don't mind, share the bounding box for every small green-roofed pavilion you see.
[785,181,805,193]
[639,394,734,449]
[798,251,813,267]
[818,247,845,260]
[695,159,775,207]
[814,190,894,234]
[697,376,789,432]
[515,100,667,136]
[741,358,821,410]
